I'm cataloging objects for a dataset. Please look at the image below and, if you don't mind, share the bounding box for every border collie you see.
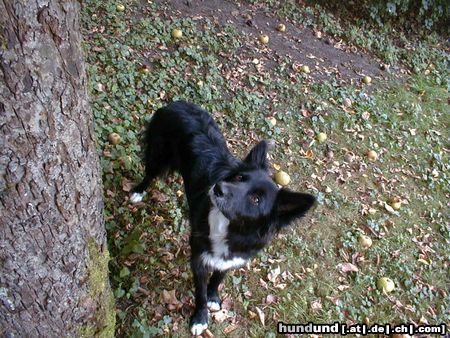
[130,101,315,335]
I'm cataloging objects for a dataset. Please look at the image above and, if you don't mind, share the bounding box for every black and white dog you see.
[130,101,315,335]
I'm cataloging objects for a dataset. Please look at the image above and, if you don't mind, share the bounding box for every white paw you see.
[130,192,144,204]
[207,301,221,312]
[190,322,208,336]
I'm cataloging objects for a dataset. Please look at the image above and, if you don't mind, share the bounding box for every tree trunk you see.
[0,1,114,336]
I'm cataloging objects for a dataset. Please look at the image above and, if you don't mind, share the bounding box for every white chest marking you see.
[201,207,247,271]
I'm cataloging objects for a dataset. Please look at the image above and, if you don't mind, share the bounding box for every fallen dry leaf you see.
[255,306,265,326]
[204,329,214,338]
[337,262,359,273]
[221,297,233,310]
[274,283,287,290]
[384,202,396,214]
[337,284,350,291]
[161,289,179,305]
[211,309,228,323]
[265,294,278,305]
[151,190,169,203]
[311,299,322,312]
[259,278,268,289]
[267,266,281,283]
[122,178,134,192]
[223,324,238,334]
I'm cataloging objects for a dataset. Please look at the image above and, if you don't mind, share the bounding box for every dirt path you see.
[154,0,384,84]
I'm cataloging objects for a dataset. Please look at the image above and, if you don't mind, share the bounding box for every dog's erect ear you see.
[244,140,269,169]
[275,189,315,228]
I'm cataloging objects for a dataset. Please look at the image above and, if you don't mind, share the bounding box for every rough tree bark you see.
[0,1,114,336]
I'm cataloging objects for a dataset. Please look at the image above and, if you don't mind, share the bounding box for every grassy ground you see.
[81,1,449,336]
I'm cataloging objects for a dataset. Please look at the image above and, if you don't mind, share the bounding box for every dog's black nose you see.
[213,183,224,197]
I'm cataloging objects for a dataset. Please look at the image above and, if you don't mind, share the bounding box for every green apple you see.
[377,277,395,292]
[362,75,372,84]
[108,132,121,145]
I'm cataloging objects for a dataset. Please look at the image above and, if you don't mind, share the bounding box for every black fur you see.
[132,101,315,334]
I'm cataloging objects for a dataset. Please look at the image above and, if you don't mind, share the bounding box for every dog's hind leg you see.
[130,133,172,203]
[207,270,227,311]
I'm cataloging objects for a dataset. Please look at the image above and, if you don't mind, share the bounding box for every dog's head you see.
[210,140,316,231]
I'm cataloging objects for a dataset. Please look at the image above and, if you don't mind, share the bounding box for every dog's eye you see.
[232,175,243,182]
[250,195,260,205]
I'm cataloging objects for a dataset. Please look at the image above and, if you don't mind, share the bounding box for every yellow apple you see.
[316,132,327,143]
[300,65,310,74]
[277,24,286,32]
[171,28,183,39]
[259,34,269,44]
[358,235,372,249]
[274,171,290,186]
[116,4,125,11]
[390,196,402,210]
[367,150,378,161]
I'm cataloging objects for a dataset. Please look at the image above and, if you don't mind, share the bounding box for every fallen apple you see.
[116,4,125,11]
[300,65,310,74]
[171,28,183,39]
[390,196,402,210]
[358,235,372,249]
[367,150,378,161]
[108,132,121,145]
[316,132,327,143]
[362,75,372,84]
[259,34,269,44]
[276,23,286,32]
[377,277,395,293]
[344,152,355,163]
[274,171,290,186]
[139,66,150,74]
[268,117,277,126]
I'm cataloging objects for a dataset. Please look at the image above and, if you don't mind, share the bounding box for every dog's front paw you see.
[190,308,208,335]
